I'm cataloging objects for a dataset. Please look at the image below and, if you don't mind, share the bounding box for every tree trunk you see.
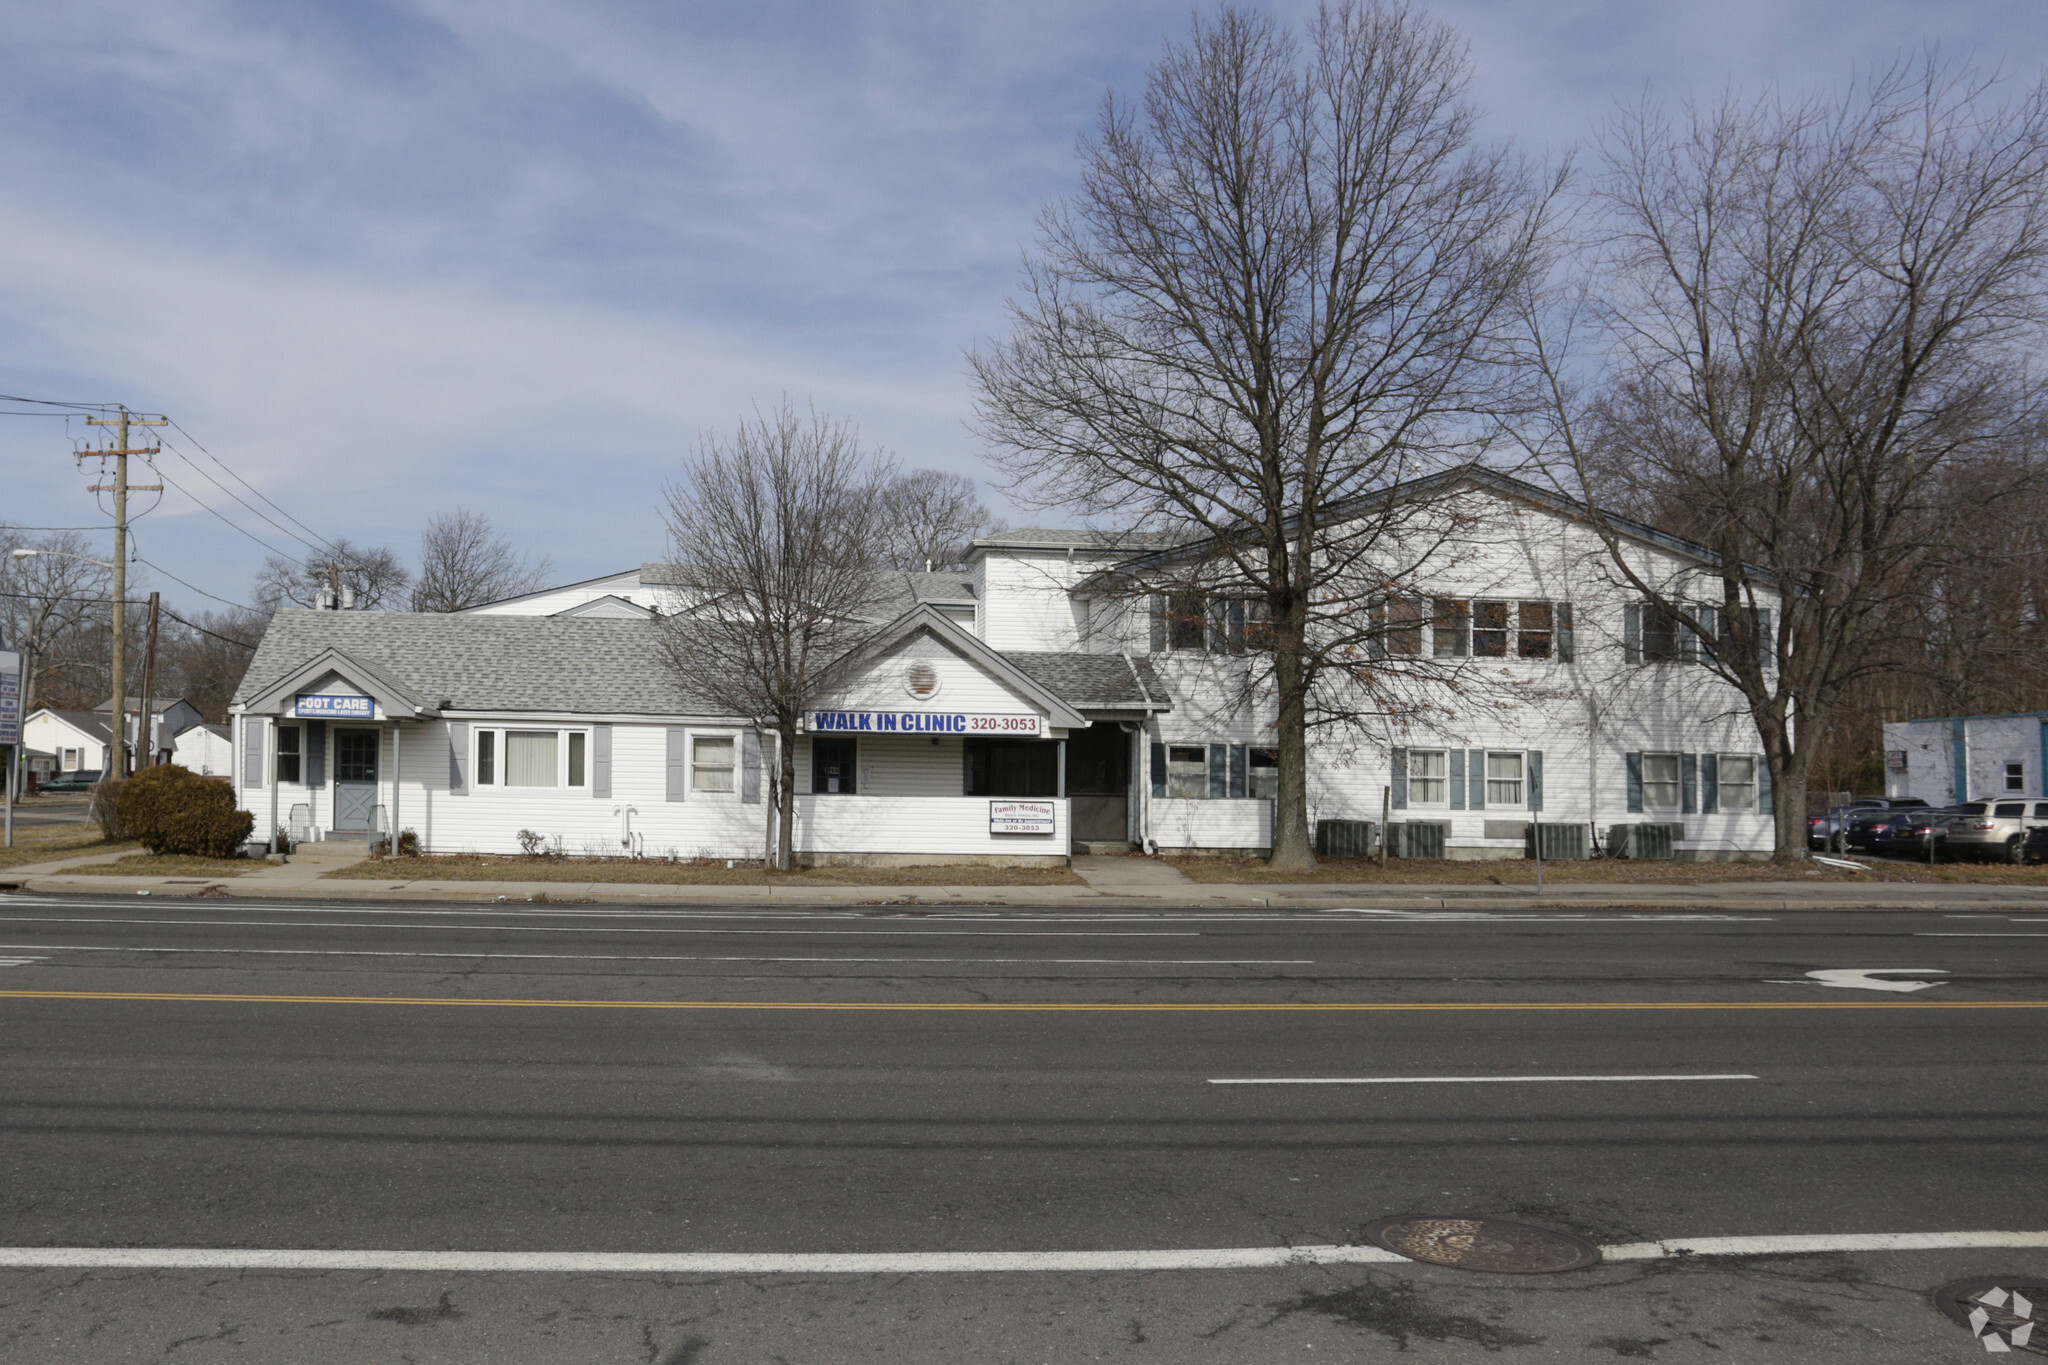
[1268,637,1316,872]
[1757,710,1808,864]
[777,718,799,872]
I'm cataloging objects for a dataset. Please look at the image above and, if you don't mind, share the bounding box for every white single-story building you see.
[229,469,1782,862]
[171,722,234,777]
[21,708,113,777]
[1883,711,2048,806]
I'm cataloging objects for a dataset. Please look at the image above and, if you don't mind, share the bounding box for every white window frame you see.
[1484,751,1524,806]
[2006,762,2026,792]
[472,727,589,791]
[691,731,737,795]
[1408,748,1449,806]
[61,747,80,771]
[1641,752,1682,811]
[1248,747,1278,801]
[1718,754,1757,812]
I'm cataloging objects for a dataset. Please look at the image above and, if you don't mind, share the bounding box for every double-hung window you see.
[1166,746,1208,798]
[1516,602,1553,658]
[276,726,302,784]
[1248,748,1278,800]
[2007,762,2026,793]
[1641,753,1682,810]
[693,735,736,792]
[1718,755,1757,811]
[1408,749,1448,804]
[1472,601,1511,657]
[1484,752,1524,805]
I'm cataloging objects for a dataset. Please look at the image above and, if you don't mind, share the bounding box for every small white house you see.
[171,722,234,777]
[231,469,1783,862]
[20,708,112,776]
[1883,712,2048,805]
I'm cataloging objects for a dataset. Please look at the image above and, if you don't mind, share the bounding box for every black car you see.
[1843,806,1935,852]
[1872,808,1959,860]
[2025,825,2048,865]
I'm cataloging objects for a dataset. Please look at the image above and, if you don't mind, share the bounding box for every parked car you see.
[2023,824,2048,864]
[1872,808,1962,860]
[37,769,104,794]
[1809,797,1929,852]
[1844,805,1939,852]
[1942,799,2048,863]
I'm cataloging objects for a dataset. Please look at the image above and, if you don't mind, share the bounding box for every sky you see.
[0,0,2040,612]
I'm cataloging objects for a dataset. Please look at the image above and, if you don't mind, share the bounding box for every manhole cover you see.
[1362,1215,1600,1274]
[1934,1277,2048,1355]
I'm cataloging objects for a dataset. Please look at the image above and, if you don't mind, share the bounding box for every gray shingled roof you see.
[44,709,112,743]
[235,609,710,716]
[999,652,1171,711]
[972,528,1186,552]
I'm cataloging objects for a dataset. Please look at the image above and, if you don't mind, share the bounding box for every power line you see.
[131,551,258,614]
[154,430,333,558]
[165,419,340,557]
[0,392,159,415]
[158,604,259,650]
[148,463,311,567]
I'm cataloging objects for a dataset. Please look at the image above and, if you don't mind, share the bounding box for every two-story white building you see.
[228,469,1779,862]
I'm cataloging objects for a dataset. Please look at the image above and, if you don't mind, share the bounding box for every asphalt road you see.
[0,794,87,830]
[0,893,2042,1362]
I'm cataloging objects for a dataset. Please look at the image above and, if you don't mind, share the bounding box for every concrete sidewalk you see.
[5,856,2047,911]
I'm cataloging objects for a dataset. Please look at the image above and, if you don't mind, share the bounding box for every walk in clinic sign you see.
[807,710,1044,737]
[0,651,20,746]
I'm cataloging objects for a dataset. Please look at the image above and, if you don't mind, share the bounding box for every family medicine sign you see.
[807,710,1044,737]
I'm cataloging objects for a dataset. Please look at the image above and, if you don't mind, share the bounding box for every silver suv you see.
[1943,799,2048,862]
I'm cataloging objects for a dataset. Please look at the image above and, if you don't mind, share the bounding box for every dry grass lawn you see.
[325,854,1083,886]
[1165,853,2048,886]
[0,820,137,871]
[65,853,255,878]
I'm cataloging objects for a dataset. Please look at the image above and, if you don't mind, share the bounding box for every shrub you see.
[115,764,255,857]
[517,829,545,856]
[396,828,420,857]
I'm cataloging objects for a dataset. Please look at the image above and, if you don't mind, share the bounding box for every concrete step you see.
[1073,840,1139,856]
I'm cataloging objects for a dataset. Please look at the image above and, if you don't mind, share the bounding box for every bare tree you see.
[874,470,1000,572]
[971,1,1555,869]
[160,606,266,722]
[410,509,554,612]
[253,540,412,612]
[656,402,900,870]
[0,528,117,711]
[1519,61,2048,858]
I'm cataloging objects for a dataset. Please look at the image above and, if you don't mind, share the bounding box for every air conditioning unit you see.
[1315,819,1378,859]
[1386,821,1448,859]
[1607,822,1675,860]
[1525,822,1590,860]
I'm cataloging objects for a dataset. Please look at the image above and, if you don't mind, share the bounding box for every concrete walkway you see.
[1070,854,1195,897]
[4,858,2047,910]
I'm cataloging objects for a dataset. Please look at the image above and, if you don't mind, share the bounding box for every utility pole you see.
[138,591,160,768]
[82,407,165,778]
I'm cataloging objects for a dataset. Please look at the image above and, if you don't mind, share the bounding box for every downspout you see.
[266,717,280,856]
[1124,653,1155,853]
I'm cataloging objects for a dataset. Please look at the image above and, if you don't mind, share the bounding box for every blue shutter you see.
[1207,600,1228,654]
[1448,749,1465,810]
[1678,609,1699,663]
[742,730,762,804]
[1207,744,1227,798]
[666,727,688,802]
[1701,753,1719,813]
[1148,596,1165,654]
[1229,744,1247,799]
[305,720,326,789]
[1556,603,1575,662]
[1368,603,1387,659]
[1757,754,1774,814]
[1391,747,1408,809]
[1528,750,1543,811]
[1681,753,1698,813]
[1150,743,1166,798]
[1624,603,1642,663]
[591,724,612,799]
[448,722,468,793]
[242,718,265,789]
[1468,749,1487,810]
[1952,718,1968,804]
[1754,607,1775,671]
[1625,752,1643,813]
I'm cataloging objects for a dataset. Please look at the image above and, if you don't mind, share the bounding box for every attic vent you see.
[904,662,941,700]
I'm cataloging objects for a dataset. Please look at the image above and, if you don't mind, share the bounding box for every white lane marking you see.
[0,1231,2041,1274]
[1207,1073,1758,1085]
[1320,910,1771,921]
[0,944,1310,966]
[1765,968,1947,993]
[1918,933,2048,938]
[0,957,44,968]
[0,917,1194,938]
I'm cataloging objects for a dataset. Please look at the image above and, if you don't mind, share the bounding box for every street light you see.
[10,546,129,775]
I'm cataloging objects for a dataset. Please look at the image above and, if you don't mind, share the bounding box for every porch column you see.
[266,717,280,855]
[390,719,401,850]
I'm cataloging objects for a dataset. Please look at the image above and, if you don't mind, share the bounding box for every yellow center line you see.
[0,990,2044,1012]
